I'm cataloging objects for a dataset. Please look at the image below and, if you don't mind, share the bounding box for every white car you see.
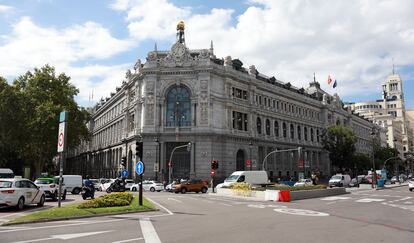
[294,179,313,187]
[34,177,67,200]
[125,179,135,190]
[131,181,164,192]
[409,178,414,192]
[0,178,45,210]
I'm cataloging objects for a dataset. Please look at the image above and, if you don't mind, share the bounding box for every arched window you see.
[274,121,279,137]
[297,125,301,140]
[166,85,191,127]
[265,119,270,135]
[304,127,308,141]
[282,122,287,138]
[310,128,314,142]
[290,124,294,139]
[256,117,262,134]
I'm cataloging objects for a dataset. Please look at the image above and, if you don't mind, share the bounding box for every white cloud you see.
[113,0,414,101]
[0,17,135,105]
[0,5,13,14]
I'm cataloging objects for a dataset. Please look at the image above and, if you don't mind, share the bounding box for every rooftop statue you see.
[177,20,185,31]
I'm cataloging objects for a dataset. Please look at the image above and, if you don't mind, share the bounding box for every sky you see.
[0,0,413,109]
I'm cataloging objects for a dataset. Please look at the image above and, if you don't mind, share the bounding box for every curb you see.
[2,208,159,226]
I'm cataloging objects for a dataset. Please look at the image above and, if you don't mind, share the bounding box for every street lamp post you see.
[371,128,377,189]
[249,141,253,171]
[168,142,192,183]
[154,138,159,181]
[262,147,301,172]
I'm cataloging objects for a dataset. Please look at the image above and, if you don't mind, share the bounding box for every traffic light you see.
[211,160,219,169]
[136,141,142,159]
[215,160,219,169]
[121,157,126,167]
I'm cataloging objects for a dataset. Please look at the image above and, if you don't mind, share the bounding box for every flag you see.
[328,75,332,85]
[333,80,337,88]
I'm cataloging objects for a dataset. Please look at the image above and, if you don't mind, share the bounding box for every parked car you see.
[216,171,269,188]
[390,175,406,184]
[409,178,414,192]
[55,175,82,194]
[0,178,45,210]
[99,179,115,192]
[125,179,135,190]
[173,179,209,194]
[349,177,363,187]
[0,168,14,178]
[166,180,179,192]
[34,177,67,200]
[131,181,164,192]
[329,174,351,187]
[294,179,313,187]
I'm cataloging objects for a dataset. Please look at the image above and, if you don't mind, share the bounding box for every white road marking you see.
[140,218,162,243]
[167,198,182,203]
[355,198,386,203]
[403,201,413,204]
[321,196,351,201]
[146,197,173,216]
[10,231,112,243]
[247,204,266,209]
[326,201,337,205]
[219,203,233,207]
[273,208,329,216]
[113,237,144,243]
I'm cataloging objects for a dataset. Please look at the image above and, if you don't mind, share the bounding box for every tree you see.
[374,145,400,173]
[321,125,357,172]
[11,65,90,178]
[351,153,371,174]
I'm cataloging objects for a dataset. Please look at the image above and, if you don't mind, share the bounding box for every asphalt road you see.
[1,187,414,243]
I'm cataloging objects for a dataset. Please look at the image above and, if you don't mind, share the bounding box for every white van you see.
[329,174,351,187]
[55,175,82,194]
[216,171,269,188]
[0,168,14,178]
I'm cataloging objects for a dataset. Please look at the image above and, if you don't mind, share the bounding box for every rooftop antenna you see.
[154,42,158,52]
[210,40,214,53]
[392,57,395,75]
[313,72,316,82]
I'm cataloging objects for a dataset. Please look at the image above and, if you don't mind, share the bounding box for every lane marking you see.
[113,237,144,243]
[247,204,266,209]
[145,197,173,216]
[167,198,182,203]
[140,218,162,243]
[321,196,351,201]
[219,203,233,207]
[10,237,52,243]
[355,198,386,203]
[273,208,329,217]
[326,201,337,205]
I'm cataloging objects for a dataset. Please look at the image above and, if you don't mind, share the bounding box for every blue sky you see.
[0,0,413,109]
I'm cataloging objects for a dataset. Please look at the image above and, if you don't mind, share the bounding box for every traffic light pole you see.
[139,173,143,206]
[168,143,191,183]
[261,147,302,171]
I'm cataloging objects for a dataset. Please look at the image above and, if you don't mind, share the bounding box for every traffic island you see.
[5,193,157,225]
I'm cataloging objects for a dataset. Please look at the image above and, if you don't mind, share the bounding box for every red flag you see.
[328,75,333,85]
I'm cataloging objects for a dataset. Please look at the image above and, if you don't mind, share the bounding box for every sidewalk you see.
[346,182,407,193]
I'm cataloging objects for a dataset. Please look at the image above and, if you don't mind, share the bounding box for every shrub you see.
[253,184,327,191]
[78,192,134,209]
[230,182,252,196]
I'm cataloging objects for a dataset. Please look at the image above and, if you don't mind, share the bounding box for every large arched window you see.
[282,122,287,138]
[166,85,191,127]
[274,121,279,137]
[256,117,262,134]
[265,119,271,135]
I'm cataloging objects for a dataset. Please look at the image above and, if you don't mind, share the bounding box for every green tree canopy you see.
[0,65,90,178]
[321,125,357,172]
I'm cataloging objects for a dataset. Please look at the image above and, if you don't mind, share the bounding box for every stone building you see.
[346,73,414,158]
[66,22,376,182]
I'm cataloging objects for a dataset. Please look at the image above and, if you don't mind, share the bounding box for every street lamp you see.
[249,141,253,171]
[371,128,377,189]
[168,142,192,183]
[154,138,160,181]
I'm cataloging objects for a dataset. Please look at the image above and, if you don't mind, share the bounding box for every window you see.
[274,121,279,137]
[232,111,248,131]
[290,124,294,139]
[316,129,320,142]
[310,128,314,142]
[297,125,301,140]
[256,117,262,134]
[282,122,287,138]
[304,127,308,141]
[231,87,248,100]
[266,119,271,135]
[166,85,191,127]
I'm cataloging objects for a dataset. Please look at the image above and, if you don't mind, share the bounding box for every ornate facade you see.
[66,22,376,181]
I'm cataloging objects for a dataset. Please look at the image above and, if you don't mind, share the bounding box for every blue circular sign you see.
[121,169,128,177]
[135,161,145,175]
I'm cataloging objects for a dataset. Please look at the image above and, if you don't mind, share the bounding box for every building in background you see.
[66,22,376,181]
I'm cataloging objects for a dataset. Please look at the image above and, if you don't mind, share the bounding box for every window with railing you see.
[166,85,192,127]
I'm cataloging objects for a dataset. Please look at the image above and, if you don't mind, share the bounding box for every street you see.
[0,186,414,243]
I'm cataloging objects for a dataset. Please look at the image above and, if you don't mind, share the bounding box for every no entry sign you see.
[57,122,65,153]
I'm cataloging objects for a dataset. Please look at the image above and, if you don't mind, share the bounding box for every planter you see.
[290,187,347,201]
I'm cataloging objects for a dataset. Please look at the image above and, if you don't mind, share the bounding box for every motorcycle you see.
[106,178,126,193]
[81,186,95,200]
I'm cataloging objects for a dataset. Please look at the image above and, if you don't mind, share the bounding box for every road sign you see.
[57,122,65,153]
[246,159,251,167]
[135,161,145,175]
[121,170,128,177]
[297,159,304,168]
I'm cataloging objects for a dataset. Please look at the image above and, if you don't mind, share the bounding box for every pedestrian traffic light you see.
[121,157,126,167]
